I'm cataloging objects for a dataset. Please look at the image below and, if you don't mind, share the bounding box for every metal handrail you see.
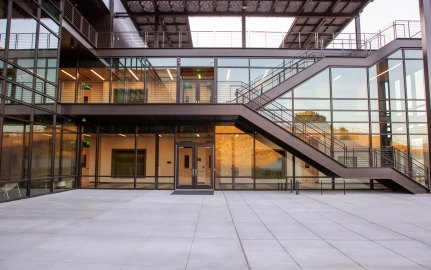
[234,20,422,107]
[320,179,346,195]
[63,0,98,46]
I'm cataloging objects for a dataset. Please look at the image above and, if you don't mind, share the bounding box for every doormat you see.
[171,190,214,195]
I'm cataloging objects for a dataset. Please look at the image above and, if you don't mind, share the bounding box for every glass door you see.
[182,80,213,103]
[176,143,214,189]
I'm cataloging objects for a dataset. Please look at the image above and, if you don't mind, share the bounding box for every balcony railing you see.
[63,0,97,46]
[0,33,59,50]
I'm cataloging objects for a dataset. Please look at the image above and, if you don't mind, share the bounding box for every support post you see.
[419,0,431,189]
[355,15,362,49]
[241,13,246,48]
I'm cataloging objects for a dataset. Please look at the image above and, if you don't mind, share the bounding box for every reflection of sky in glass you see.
[331,68,367,99]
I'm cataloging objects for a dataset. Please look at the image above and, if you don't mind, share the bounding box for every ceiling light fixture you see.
[226,69,231,80]
[128,68,139,80]
[369,63,402,81]
[90,69,105,80]
[167,69,174,80]
[61,70,76,80]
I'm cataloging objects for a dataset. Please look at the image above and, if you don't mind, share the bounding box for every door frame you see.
[175,142,215,190]
[180,79,213,103]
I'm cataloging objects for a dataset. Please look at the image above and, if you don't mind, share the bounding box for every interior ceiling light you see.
[91,69,105,80]
[369,63,402,81]
[61,70,76,80]
[226,69,231,80]
[167,69,174,80]
[333,75,342,82]
[127,68,139,80]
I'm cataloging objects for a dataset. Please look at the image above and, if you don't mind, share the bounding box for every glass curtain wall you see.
[274,49,429,187]
[60,57,178,104]
[80,124,371,190]
[0,0,77,202]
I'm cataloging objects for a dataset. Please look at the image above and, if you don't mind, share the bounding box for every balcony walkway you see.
[0,190,431,269]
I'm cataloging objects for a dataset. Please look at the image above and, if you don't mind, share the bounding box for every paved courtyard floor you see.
[0,190,431,270]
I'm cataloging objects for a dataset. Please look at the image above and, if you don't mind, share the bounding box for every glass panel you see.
[404,49,422,59]
[294,69,330,98]
[178,146,193,187]
[218,58,249,67]
[333,111,369,122]
[146,58,177,67]
[0,181,27,202]
[215,133,253,178]
[10,3,38,51]
[54,177,75,191]
[255,135,287,189]
[215,126,245,133]
[1,119,29,181]
[405,60,425,100]
[388,59,405,99]
[388,50,402,58]
[183,81,197,103]
[250,58,283,67]
[98,133,134,188]
[331,68,368,98]
[368,65,378,99]
[181,58,214,67]
[32,119,53,178]
[136,134,156,189]
[199,81,212,103]
[408,123,427,134]
[295,157,326,178]
[217,68,249,103]
[0,1,7,57]
[332,99,369,110]
[408,100,426,111]
[196,145,212,187]
[158,134,174,179]
[81,132,96,188]
[294,99,330,110]
[30,179,51,196]
[61,131,77,176]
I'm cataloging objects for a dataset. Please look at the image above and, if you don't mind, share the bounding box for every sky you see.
[189,0,421,47]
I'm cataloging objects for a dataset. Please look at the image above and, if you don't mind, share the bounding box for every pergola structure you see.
[117,0,372,48]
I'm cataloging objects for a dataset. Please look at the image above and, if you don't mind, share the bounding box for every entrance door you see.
[176,143,214,189]
[182,80,213,103]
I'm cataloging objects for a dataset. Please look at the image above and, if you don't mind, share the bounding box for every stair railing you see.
[246,93,429,186]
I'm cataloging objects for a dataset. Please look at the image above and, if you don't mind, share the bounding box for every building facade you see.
[1,0,431,202]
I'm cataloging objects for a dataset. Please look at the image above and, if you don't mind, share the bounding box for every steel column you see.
[419,0,431,189]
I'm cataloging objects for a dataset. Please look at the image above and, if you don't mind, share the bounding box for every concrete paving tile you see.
[265,222,320,240]
[0,232,55,259]
[234,222,274,240]
[4,235,99,262]
[329,240,425,270]
[186,238,249,270]
[127,238,192,268]
[64,237,142,264]
[377,240,431,269]
[242,239,300,270]
[194,220,237,239]
[280,239,362,270]
[0,260,56,270]
[52,262,123,270]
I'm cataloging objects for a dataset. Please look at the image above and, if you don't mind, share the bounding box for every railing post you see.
[296,180,300,195]
[320,180,323,195]
[343,180,346,195]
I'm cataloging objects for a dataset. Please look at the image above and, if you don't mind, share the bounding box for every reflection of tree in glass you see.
[295,111,327,123]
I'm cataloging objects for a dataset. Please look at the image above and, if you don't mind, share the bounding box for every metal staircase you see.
[238,93,429,193]
[229,22,429,192]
